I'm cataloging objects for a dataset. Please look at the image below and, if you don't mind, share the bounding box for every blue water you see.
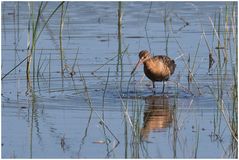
[1,1,237,158]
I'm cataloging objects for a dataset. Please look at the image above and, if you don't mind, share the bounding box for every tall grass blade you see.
[26,2,65,85]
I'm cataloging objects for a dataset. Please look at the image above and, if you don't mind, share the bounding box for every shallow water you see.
[1,2,238,158]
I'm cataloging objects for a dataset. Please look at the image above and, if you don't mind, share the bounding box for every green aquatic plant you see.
[26,2,65,89]
[59,2,69,77]
[117,1,123,92]
[208,4,237,156]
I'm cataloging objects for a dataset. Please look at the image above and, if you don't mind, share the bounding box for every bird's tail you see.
[170,59,176,75]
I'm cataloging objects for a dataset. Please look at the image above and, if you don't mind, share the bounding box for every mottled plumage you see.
[131,50,176,93]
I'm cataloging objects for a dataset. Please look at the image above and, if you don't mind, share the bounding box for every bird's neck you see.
[144,59,158,69]
[144,58,154,66]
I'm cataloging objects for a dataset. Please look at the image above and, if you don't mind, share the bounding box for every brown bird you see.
[131,50,176,93]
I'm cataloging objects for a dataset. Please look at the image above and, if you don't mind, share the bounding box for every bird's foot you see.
[161,91,166,96]
[151,88,156,94]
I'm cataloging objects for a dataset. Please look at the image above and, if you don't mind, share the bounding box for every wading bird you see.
[131,50,176,94]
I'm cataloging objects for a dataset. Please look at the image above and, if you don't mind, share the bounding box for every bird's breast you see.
[143,61,171,81]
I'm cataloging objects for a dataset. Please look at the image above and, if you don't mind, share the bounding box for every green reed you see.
[208,3,238,154]
[102,69,111,157]
[48,53,51,92]
[117,1,122,68]
[193,124,200,158]
[165,14,202,95]
[230,3,238,148]
[131,99,143,158]
[78,109,93,157]
[78,64,120,150]
[59,2,69,77]
[228,4,238,154]
[201,27,215,72]
[174,38,201,95]
[172,95,178,158]
[117,1,123,92]
[26,2,65,89]
[187,34,202,90]
[145,2,152,29]
[163,8,169,56]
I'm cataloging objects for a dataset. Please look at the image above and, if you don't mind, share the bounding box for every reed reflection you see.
[141,95,173,140]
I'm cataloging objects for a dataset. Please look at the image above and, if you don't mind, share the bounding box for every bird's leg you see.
[162,81,165,94]
[152,81,156,94]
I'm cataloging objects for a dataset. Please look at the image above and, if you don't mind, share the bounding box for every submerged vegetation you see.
[207,2,238,157]
[1,1,237,158]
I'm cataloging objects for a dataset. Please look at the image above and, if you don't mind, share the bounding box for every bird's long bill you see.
[131,59,142,75]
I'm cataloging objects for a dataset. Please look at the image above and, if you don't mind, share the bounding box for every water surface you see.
[1,1,237,158]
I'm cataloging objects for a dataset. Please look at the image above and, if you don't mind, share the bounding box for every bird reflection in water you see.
[141,95,173,141]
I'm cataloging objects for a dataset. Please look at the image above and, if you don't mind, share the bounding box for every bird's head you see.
[138,50,151,63]
[131,50,151,75]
